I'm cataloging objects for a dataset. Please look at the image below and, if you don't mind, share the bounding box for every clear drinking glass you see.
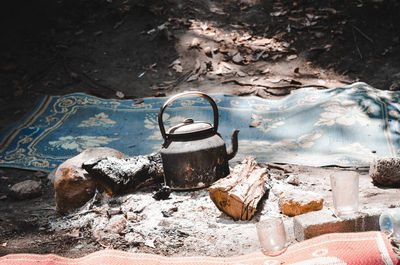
[256,217,287,256]
[330,171,359,217]
[379,208,400,239]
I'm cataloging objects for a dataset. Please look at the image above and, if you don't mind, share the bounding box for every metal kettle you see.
[158,92,239,190]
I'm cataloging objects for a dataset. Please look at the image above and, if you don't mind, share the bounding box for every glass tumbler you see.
[330,171,359,217]
[256,217,287,256]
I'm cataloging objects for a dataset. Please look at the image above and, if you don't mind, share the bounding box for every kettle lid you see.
[168,118,213,136]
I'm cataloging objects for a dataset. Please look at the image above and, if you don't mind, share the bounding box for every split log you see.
[82,153,164,196]
[209,156,270,221]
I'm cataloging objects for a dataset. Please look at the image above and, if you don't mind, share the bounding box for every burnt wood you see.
[82,153,164,196]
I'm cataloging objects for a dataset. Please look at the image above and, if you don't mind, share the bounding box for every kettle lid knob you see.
[183,118,194,125]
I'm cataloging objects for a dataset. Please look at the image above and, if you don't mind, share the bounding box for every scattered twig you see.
[352,25,374,44]
[390,236,400,260]
[96,239,111,249]
[352,27,363,60]
[263,162,289,171]
[222,79,329,90]
[20,54,58,89]
[60,53,119,95]
[327,207,339,218]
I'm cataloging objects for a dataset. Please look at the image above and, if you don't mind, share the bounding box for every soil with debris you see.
[1,0,400,258]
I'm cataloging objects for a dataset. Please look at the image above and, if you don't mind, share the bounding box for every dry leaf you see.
[113,20,124,29]
[154,92,166,97]
[236,71,246,77]
[324,44,333,51]
[268,78,282,83]
[204,46,213,57]
[190,38,200,49]
[271,54,282,60]
[187,74,199,82]
[0,63,17,72]
[250,38,271,46]
[249,121,261,127]
[169,59,181,67]
[172,64,183,73]
[218,46,229,53]
[290,79,302,85]
[287,54,298,60]
[116,91,125,98]
[232,53,244,64]
[74,29,84,36]
[134,98,144,104]
[262,68,270,74]
[270,11,288,17]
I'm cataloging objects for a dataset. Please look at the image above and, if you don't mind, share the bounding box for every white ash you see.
[49,187,290,256]
[48,166,393,257]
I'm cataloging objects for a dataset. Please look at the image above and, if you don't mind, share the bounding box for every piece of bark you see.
[82,153,164,196]
[209,156,270,221]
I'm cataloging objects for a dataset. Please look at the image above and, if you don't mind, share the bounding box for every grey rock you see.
[125,232,145,244]
[92,214,127,240]
[286,174,300,185]
[369,157,400,187]
[389,81,400,91]
[232,53,244,64]
[10,180,42,200]
[314,32,325,39]
[107,214,127,234]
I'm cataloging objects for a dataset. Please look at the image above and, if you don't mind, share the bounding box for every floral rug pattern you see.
[0,82,398,171]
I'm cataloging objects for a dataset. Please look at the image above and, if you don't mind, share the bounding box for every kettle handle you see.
[158,91,219,141]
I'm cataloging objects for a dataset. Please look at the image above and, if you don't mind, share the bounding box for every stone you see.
[189,38,200,49]
[286,174,300,185]
[10,180,42,200]
[204,46,213,57]
[278,190,324,216]
[92,214,127,240]
[107,207,121,216]
[125,232,145,244]
[369,157,400,187]
[126,211,138,221]
[106,214,127,234]
[389,80,400,91]
[92,216,110,239]
[54,147,126,214]
[293,209,380,241]
[232,53,244,64]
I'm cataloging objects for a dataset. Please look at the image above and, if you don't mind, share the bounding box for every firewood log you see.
[209,156,269,221]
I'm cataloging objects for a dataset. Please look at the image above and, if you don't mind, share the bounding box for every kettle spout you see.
[226,129,240,160]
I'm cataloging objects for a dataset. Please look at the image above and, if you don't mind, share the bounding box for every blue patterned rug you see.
[1,82,399,172]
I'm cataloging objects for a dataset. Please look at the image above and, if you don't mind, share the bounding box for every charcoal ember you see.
[82,153,164,195]
[153,185,171,200]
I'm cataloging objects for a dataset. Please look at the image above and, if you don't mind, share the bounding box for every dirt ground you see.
[1,0,400,258]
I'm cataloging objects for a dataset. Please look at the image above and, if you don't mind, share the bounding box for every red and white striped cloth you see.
[1,231,398,265]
